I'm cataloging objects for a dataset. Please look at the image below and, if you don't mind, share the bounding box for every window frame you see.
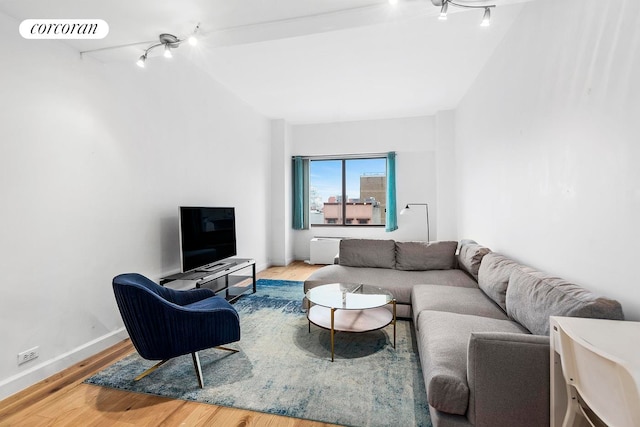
[309,155,387,228]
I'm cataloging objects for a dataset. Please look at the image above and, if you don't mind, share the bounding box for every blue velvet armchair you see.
[112,273,241,388]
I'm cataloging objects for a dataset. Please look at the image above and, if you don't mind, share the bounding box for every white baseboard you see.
[285,256,297,267]
[255,261,270,272]
[0,328,128,401]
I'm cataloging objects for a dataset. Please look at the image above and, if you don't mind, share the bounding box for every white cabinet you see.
[309,237,342,265]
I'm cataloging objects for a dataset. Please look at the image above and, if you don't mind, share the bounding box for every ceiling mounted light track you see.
[79,23,200,66]
[135,24,199,68]
[137,33,183,68]
[431,0,495,26]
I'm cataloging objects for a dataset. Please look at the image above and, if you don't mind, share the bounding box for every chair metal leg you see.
[192,352,204,388]
[138,349,237,389]
[134,359,169,381]
[192,347,238,387]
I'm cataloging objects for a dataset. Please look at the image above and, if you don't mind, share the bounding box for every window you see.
[309,157,387,226]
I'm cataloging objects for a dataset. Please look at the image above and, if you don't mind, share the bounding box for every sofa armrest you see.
[467,332,550,427]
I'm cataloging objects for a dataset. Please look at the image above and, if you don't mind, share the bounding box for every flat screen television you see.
[179,206,237,272]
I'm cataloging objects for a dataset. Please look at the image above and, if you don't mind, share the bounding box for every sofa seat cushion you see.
[395,240,458,271]
[304,265,478,305]
[338,239,396,268]
[412,285,508,329]
[506,267,625,335]
[417,311,528,416]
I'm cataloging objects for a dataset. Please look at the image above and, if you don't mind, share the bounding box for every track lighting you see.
[188,23,200,46]
[133,25,199,68]
[480,7,491,26]
[439,2,448,20]
[136,53,146,68]
[431,0,495,26]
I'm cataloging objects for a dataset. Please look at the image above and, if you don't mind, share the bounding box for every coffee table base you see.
[307,304,396,361]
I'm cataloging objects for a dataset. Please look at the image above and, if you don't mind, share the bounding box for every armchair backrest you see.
[113,273,240,361]
[113,272,174,300]
[112,273,182,359]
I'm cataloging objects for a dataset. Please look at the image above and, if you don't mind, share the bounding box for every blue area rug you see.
[86,279,431,427]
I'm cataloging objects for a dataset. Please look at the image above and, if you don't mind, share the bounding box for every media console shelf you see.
[160,258,256,302]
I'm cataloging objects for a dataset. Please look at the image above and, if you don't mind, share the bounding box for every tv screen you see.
[179,206,237,272]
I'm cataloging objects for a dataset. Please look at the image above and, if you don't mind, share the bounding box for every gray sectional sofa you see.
[303,239,624,427]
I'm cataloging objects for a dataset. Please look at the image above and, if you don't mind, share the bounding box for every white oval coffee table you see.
[306,283,396,362]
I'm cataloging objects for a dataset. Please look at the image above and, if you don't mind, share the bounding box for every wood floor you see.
[0,261,333,427]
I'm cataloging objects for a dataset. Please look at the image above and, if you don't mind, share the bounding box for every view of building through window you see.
[309,158,386,226]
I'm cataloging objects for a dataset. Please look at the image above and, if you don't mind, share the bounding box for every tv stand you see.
[160,258,256,302]
[199,262,234,273]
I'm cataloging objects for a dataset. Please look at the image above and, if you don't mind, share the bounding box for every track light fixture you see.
[480,7,491,26]
[431,0,495,26]
[135,24,199,68]
[439,2,449,20]
[136,53,147,68]
[163,43,173,58]
[188,23,200,46]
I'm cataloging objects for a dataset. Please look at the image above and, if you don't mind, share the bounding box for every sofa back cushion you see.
[338,239,396,268]
[506,268,625,335]
[477,253,520,311]
[395,241,458,271]
[457,243,491,281]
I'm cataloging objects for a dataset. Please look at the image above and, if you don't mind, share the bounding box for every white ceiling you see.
[1,0,528,123]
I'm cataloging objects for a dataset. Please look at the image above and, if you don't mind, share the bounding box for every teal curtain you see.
[385,152,398,232]
[292,156,306,230]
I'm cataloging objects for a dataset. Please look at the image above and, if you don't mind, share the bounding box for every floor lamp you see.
[400,203,430,242]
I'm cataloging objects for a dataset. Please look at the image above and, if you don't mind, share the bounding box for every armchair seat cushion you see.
[184,295,236,311]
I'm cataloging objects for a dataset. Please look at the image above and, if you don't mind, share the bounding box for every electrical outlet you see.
[17,346,39,365]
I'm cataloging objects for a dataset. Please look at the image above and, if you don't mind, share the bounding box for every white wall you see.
[269,119,295,265]
[0,11,270,399]
[435,110,457,240]
[290,115,458,261]
[455,0,640,319]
